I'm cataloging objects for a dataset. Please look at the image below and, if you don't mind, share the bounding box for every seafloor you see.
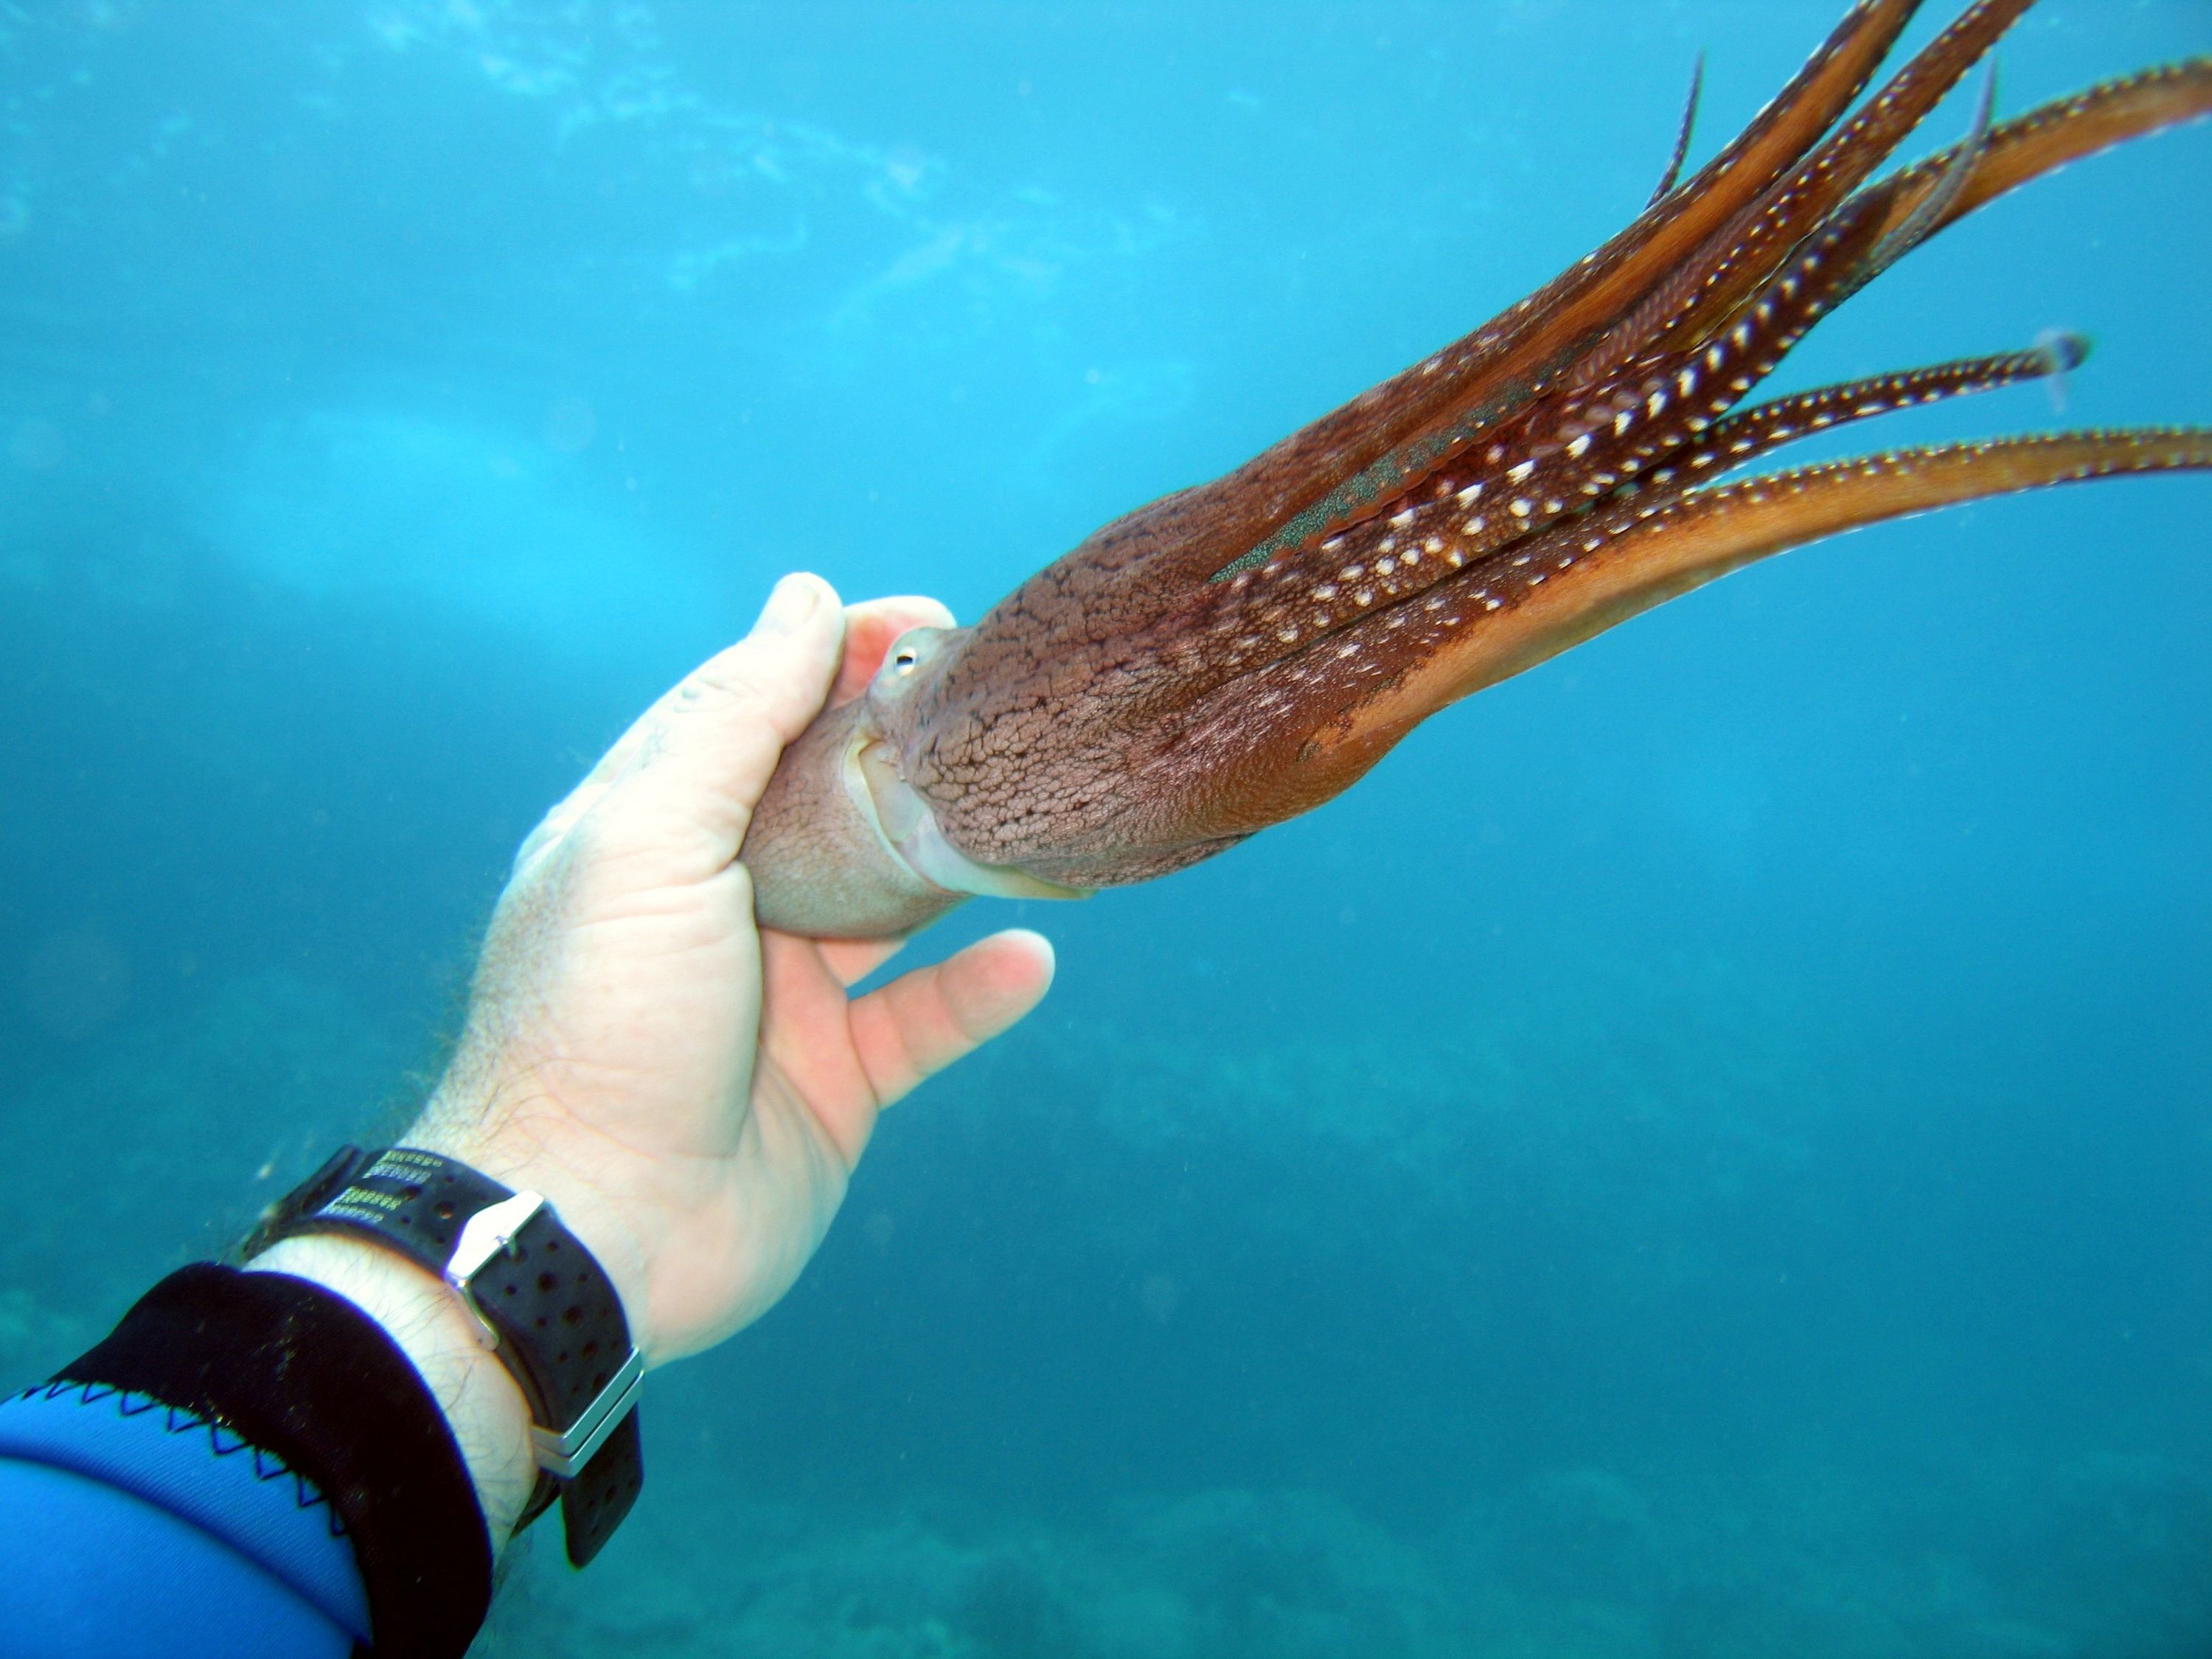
[6,965,2203,1659]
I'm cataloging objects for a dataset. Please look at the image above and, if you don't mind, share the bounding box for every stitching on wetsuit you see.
[19,1380,347,1535]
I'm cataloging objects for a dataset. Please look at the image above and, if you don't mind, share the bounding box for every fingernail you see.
[758,573,822,634]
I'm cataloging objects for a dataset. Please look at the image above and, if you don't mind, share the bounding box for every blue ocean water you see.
[3,1,2208,1652]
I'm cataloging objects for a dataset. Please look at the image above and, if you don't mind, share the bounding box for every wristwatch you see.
[240,1145,644,1565]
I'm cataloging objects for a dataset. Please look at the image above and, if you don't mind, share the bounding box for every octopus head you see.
[744,622,1088,936]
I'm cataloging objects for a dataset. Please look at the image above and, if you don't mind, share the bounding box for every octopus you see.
[745,0,2212,938]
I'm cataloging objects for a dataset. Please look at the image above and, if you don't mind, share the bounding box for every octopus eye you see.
[883,627,943,681]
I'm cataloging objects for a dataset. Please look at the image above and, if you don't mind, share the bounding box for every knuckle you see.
[679,659,776,710]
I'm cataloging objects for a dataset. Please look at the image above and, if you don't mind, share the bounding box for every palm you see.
[650,920,920,1359]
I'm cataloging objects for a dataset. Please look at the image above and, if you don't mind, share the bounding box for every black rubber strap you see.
[55,1262,490,1659]
[246,1146,643,1566]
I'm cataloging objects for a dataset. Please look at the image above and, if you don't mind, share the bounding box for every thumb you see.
[590,573,846,872]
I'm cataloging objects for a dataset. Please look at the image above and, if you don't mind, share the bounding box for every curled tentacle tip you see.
[2035,328,2091,373]
[1647,50,1708,206]
[2034,327,2089,412]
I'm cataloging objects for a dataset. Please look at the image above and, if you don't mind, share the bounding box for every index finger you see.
[830,595,956,709]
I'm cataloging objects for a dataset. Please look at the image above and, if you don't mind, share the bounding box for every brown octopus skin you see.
[743,1,2212,937]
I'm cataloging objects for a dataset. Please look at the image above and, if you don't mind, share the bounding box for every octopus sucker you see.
[743,4,2211,939]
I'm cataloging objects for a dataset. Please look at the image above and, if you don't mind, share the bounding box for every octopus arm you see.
[1318,430,2212,779]
[1085,0,1927,599]
[1662,339,2084,482]
[1169,185,1910,695]
[1208,0,2030,594]
[933,45,2212,728]
[1890,58,2212,243]
[1394,0,1931,428]
[1611,0,2031,382]
[1190,40,2212,682]
[1669,61,2212,352]
[1646,53,1708,207]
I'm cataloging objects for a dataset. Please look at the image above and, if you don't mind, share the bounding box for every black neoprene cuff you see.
[55,1262,492,1659]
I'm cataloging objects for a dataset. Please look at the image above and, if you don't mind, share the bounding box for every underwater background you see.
[3,1,2208,1653]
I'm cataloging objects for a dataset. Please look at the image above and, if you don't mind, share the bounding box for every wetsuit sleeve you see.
[0,1381,369,1658]
[0,1258,495,1655]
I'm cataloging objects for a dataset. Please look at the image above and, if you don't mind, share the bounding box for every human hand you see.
[410,572,1054,1358]
[253,574,1052,1540]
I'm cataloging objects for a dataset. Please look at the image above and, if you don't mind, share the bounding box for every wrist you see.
[246,1234,538,1545]
[404,1102,661,1359]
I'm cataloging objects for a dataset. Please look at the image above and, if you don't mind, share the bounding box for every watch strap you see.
[242,1146,644,1566]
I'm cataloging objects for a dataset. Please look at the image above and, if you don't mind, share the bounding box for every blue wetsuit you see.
[0,1381,369,1658]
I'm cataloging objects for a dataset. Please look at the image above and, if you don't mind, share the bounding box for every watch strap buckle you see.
[442,1190,546,1349]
